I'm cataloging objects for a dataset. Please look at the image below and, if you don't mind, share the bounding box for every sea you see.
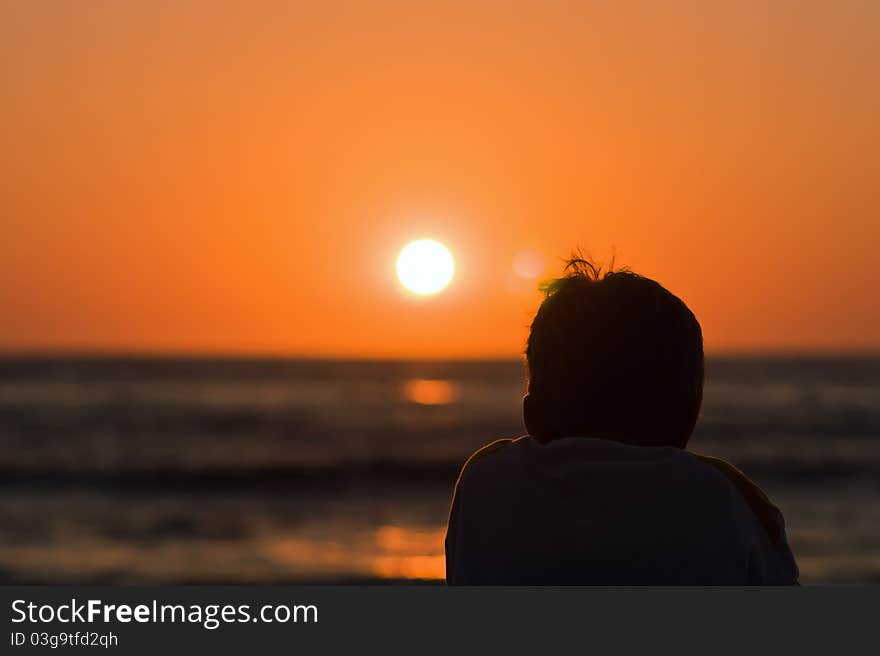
[0,356,878,584]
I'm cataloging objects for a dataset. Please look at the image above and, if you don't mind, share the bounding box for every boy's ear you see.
[522,393,545,439]
[524,393,562,441]
[522,392,533,425]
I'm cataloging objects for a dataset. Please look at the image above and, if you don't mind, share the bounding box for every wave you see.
[1,454,878,493]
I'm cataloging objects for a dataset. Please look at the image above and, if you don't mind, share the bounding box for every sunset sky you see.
[2,1,878,358]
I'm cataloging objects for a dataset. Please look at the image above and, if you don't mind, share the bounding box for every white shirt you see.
[445,435,799,585]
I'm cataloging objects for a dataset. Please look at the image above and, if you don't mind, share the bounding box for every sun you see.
[396,239,455,295]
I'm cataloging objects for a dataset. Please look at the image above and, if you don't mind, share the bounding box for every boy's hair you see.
[524,257,704,448]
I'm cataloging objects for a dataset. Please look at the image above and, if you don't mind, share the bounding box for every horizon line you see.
[1,347,879,362]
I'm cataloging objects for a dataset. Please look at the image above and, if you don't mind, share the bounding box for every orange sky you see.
[2,1,878,358]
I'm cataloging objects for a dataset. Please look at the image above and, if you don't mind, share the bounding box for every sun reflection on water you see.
[262,525,446,581]
[403,379,459,405]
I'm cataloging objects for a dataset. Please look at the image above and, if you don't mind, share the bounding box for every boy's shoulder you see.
[691,453,784,544]
[456,437,787,544]
[460,436,518,466]
[455,436,527,484]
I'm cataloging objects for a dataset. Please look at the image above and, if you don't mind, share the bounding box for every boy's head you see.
[524,258,703,449]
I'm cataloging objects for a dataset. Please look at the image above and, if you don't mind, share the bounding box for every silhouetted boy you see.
[445,259,798,584]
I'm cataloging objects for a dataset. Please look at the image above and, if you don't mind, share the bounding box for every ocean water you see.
[0,356,878,583]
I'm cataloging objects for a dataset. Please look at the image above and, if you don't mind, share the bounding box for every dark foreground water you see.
[0,356,878,583]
